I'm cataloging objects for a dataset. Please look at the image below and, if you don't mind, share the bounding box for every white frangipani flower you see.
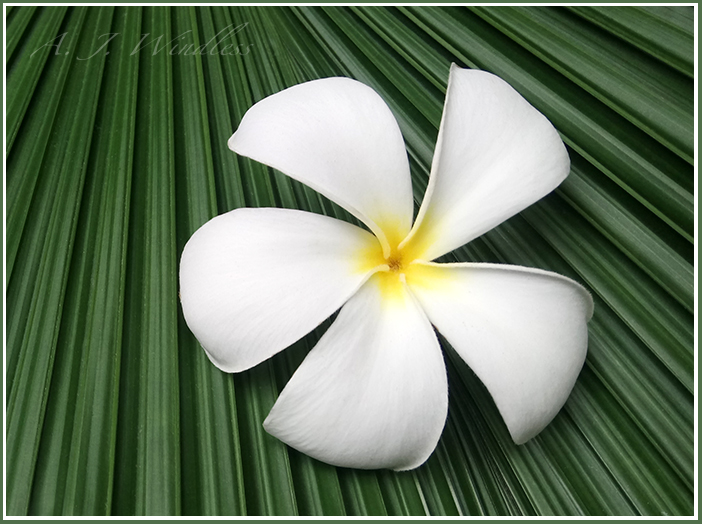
[180,65,594,471]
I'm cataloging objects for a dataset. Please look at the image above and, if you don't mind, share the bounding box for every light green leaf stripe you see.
[5,6,694,516]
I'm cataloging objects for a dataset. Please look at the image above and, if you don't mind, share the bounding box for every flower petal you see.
[402,66,570,261]
[406,262,593,444]
[263,275,448,471]
[229,77,414,252]
[179,208,381,373]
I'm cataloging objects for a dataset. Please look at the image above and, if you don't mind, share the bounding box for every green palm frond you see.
[5,6,695,516]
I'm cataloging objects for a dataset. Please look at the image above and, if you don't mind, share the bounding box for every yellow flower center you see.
[354,218,443,303]
[356,235,417,302]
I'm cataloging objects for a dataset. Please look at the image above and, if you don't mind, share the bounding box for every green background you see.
[5,5,695,516]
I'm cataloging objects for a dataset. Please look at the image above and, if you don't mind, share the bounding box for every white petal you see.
[406,262,593,444]
[402,66,570,261]
[264,275,448,471]
[179,208,381,373]
[229,77,414,252]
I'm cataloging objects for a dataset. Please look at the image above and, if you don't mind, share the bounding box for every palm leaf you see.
[5,6,694,516]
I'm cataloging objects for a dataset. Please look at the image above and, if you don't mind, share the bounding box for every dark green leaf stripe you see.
[6,6,81,285]
[6,6,68,152]
[29,7,140,515]
[5,6,694,516]
[568,6,694,78]
[111,7,181,515]
[176,6,247,516]
[6,6,38,63]
[7,6,114,514]
[471,7,693,163]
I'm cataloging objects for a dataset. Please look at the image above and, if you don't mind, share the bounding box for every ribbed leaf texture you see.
[5,6,695,516]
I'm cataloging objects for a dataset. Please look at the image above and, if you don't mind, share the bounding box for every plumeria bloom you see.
[180,65,593,471]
